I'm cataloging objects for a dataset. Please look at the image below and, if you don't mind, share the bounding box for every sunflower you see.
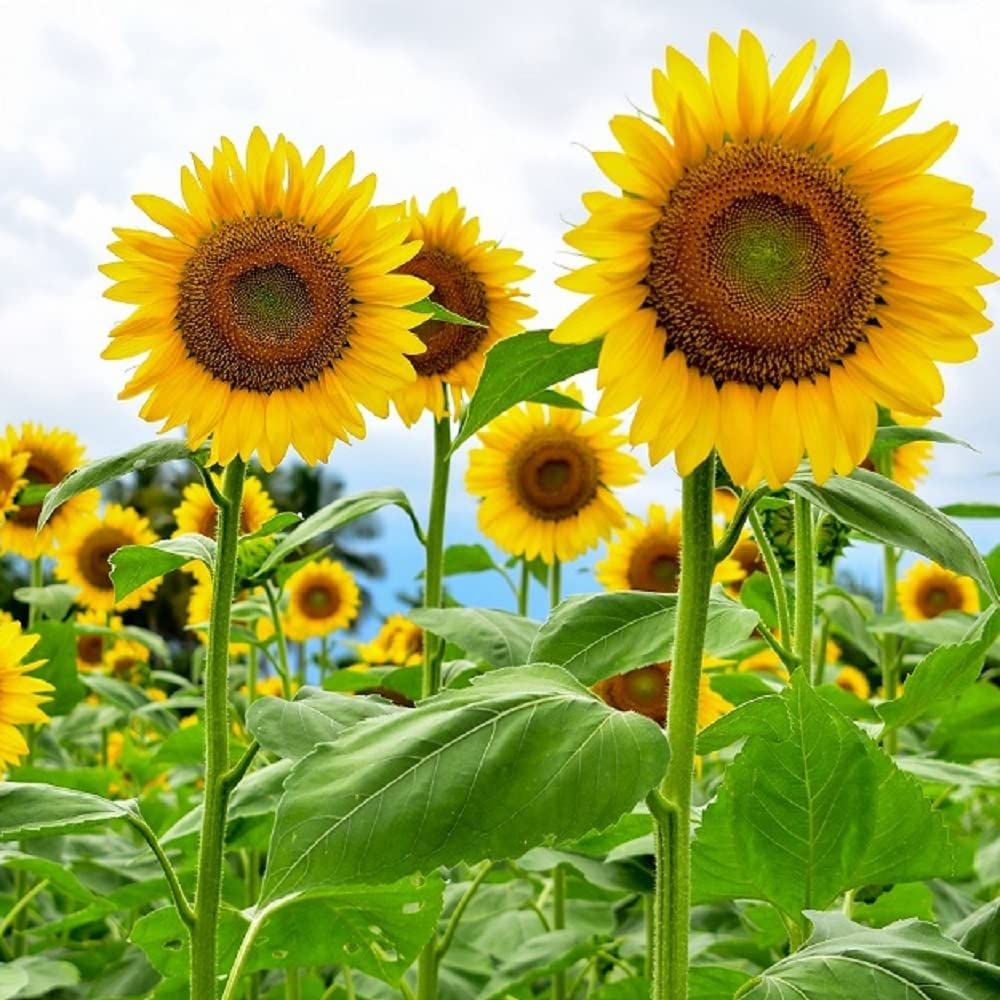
[356,614,424,667]
[595,662,732,729]
[104,639,150,684]
[75,609,122,672]
[739,633,841,682]
[0,618,53,771]
[56,505,158,613]
[0,424,99,559]
[0,437,28,525]
[835,665,871,699]
[552,32,993,487]
[862,412,933,491]
[391,189,535,424]
[466,386,642,564]
[172,474,277,581]
[713,487,739,522]
[598,503,742,593]
[284,559,360,641]
[102,128,434,470]
[898,560,979,620]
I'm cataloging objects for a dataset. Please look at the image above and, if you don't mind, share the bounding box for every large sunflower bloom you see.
[102,128,433,470]
[0,424,98,559]
[596,503,742,592]
[897,560,979,620]
[466,386,642,564]
[552,32,993,487]
[392,189,535,424]
[56,504,159,613]
[595,662,732,729]
[0,618,53,771]
[356,614,424,667]
[284,559,360,641]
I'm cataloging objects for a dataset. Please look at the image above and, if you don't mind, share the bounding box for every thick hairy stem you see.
[190,458,246,1000]
[652,456,716,1000]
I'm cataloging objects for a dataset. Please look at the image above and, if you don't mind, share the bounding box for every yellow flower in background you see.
[597,503,742,592]
[728,533,768,594]
[739,634,841,682]
[595,662,732,729]
[713,487,739,522]
[356,614,424,667]
[0,618,53,771]
[835,665,871,699]
[391,189,535,424]
[246,676,297,699]
[102,127,433,470]
[552,31,993,487]
[187,581,265,656]
[284,559,360,641]
[0,424,99,559]
[466,386,642,564]
[898,560,979,620]
[0,436,29,525]
[866,413,933,491]
[56,504,158,613]
[75,609,122,672]
[103,639,150,683]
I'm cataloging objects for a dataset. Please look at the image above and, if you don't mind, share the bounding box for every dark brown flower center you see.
[598,663,670,724]
[917,582,963,619]
[628,538,681,593]
[12,457,66,526]
[646,142,880,388]
[398,248,490,376]
[177,217,353,393]
[78,527,131,591]
[510,432,599,521]
[298,582,340,620]
[76,634,105,666]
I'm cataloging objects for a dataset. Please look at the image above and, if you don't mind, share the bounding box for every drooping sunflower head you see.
[104,639,150,684]
[102,128,435,470]
[596,502,742,593]
[0,424,99,559]
[466,386,642,564]
[0,618,53,772]
[56,504,158,613]
[553,32,994,487]
[835,665,871,700]
[284,558,360,641]
[595,662,731,729]
[391,189,535,425]
[898,560,980,620]
[356,613,424,667]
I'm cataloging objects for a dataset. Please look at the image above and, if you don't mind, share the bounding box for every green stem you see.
[246,645,259,707]
[265,583,295,701]
[547,558,566,1000]
[713,485,769,562]
[813,565,833,685]
[793,495,815,681]
[127,814,194,926]
[436,862,494,960]
[0,878,48,942]
[417,409,453,1000]
[517,558,530,617]
[190,458,246,1000]
[653,456,716,1000]
[343,967,356,1000]
[881,542,901,754]
[748,508,792,646]
[285,971,301,1000]
[27,558,43,629]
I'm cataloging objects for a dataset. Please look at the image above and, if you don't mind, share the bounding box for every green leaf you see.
[411,297,486,327]
[0,966,28,1000]
[939,502,1000,518]
[693,675,953,914]
[695,695,790,754]
[529,592,759,685]
[689,967,753,1000]
[257,488,423,574]
[817,588,879,663]
[869,425,972,455]
[451,331,600,452]
[787,468,995,595]
[0,783,133,840]
[246,687,403,759]
[852,883,936,927]
[929,682,1000,761]
[0,956,81,997]
[737,914,1000,1000]
[878,606,1000,730]
[13,584,78,622]
[480,930,595,1000]
[440,543,507,578]
[897,756,1000,789]
[529,388,588,410]
[261,666,668,902]
[738,572,780,630]
[951,899,1000,965]
[39,438,201,529]
[408,607,540,669]
[242,511,302,540]
[27,622,87,715]
[111,534,215,601]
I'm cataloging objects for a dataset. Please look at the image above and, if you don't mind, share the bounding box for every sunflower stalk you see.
[875,452,902,753]
[712,485,769,563]
[652,455,716,1000]
[548,558,567,1000]
[190,457,246,1000]
[792,495,815,681]
[264,582,295,701]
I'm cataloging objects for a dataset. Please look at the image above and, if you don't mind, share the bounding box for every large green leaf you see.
[480,930,595,1000]
[695,695,790,755]
[869,425,971,456]
[451,331,600,452]
[111,534,216,601]
[257,488,422,574]
[951,899,1000,965]
[246,687,403,759]
[408,607,540,668]
[0,783,133,840]
[28,621,87,715]
[929,682,1000,761]
[693,675,953,915]
[0,956,80,997]
[737,914,1000,999]
[878,606,1000,730]
[13,584,78,622]
[787,469,995,594]
[39,438,201,529]
[939,502,1000,519]
[260,666,668,903]
[529,591,759,685]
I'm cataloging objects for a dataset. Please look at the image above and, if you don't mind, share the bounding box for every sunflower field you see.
[3,27,1000,1000]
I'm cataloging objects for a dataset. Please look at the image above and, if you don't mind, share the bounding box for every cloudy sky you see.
[3,0,1000,628]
